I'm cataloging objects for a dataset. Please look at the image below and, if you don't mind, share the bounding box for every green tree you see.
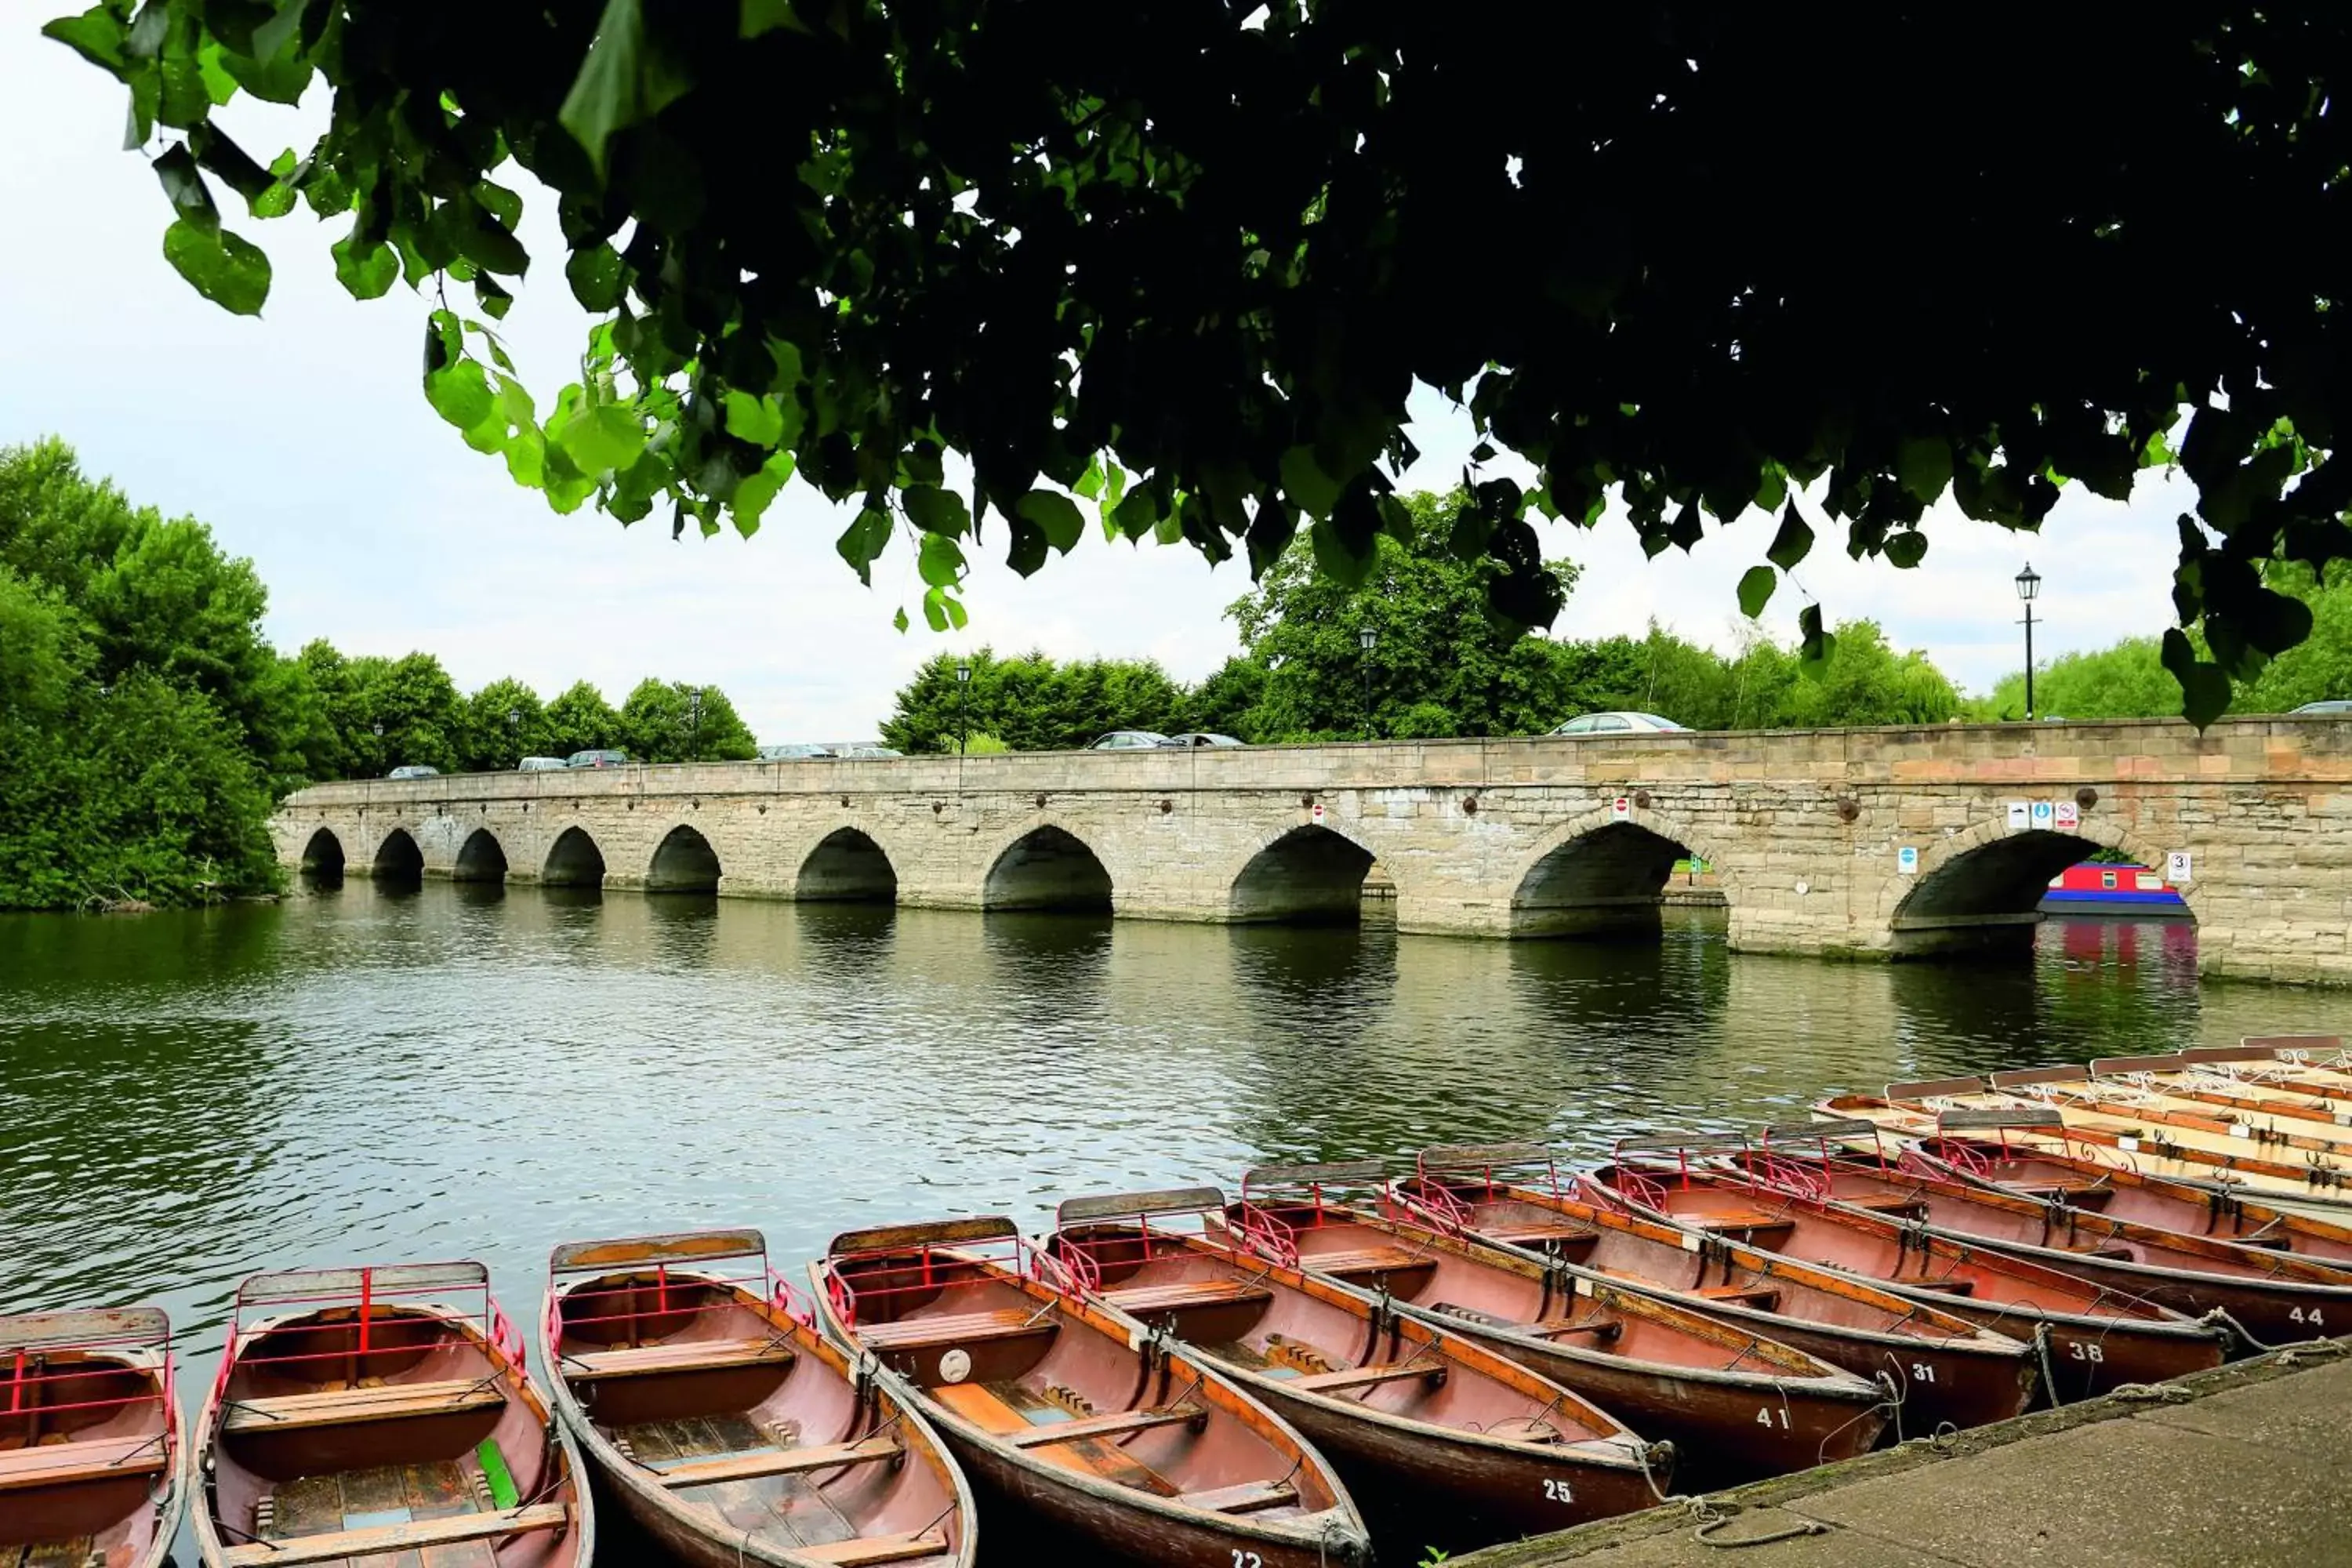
[1228,491,1584,740]
[541,681,624,757]
[618,679,759,762]
[1182,656,1270,741]
[51,7,2350,718]
[880,650,1187,752]
[1766,622,1962,728]
[461,677,546,771]
[1973,638,2180,722]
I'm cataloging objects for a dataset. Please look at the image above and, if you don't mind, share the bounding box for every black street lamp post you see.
[2016,564,2042,720]
[955,659,972,755]
[687,688,704,761]
[506,706,520,765]
[1357,626,1378,739]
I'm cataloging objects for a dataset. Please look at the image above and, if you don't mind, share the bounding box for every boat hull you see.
[1244,1374,1655,1551]
[1413,1307,1882,1487]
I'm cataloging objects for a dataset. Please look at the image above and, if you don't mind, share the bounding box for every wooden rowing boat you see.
[1383,1145,2040,1426]
[1211,1162,1891,1488]
[2185,1036,2352,1101]
[810,1217,1370,1568]
[1726,1135,2352,1349]
[1891,1108,2352,1266]
[543,1229,975,1568]
[2,1308,186,1568]
[1399,1142,2212,1406]
[191,1262,590,1568]
[2093,1051,2352,1126]
[1988,1065,2352,1159]
[1867,1083,2352,1214]
[1044,1186,1669,1556]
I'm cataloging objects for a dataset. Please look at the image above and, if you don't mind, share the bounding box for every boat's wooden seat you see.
[1429,1301,1619,1341]
[1004,1404,1205,1449]
[564,1335,797,1382]
[1690,1283,1783,1311]
[1480,1223,1599,1251]
[1687,1213,1798,1244]
[0,1433,170,1493]
[222,1377,503,1435]
[216,1503,568,1566]
[652,1433,902,1488]
[798,1529,953,1564]
[858,1308,1057,1352]
[1102,1279,1275,1315]
[1178,1479,1298,1514]
[1288,1362,1447,1394]
[1298,1245,1439,1277]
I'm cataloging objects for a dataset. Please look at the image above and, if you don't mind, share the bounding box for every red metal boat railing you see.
[545,1229,814,1357]
[822,1217,1063,1330]
[220,1261,517,1393]
[1047,1186,1238,1293]
[1,1308,176,1454]
[1394,1142,1566,1236]
[1229,1160,1390,1266]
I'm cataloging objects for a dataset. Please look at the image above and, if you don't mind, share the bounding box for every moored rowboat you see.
[191,1261,590,1568]
[543,1229,975,1568]
[1,1307,187,1568]
[811,1217,1370,1568]
[1046,1186,1672,1556]
[1213,1161,1893,1488]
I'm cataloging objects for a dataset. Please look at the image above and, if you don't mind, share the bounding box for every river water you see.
[5,884,2338,1335]
[2,887,2341,1556]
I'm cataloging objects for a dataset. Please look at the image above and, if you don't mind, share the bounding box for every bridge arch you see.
[299,827,346,882]
[797,826,898,903]
[982,819,1114,913]
[1507,803,1731,939]
[543,826,607,888]
[453,828,508,884]
[1885,816,2197,960]
[373,827,424,886]
[1229,823,1380,924]
[648,823,724,894]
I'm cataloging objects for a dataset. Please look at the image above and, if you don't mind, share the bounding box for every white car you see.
[1550,712,1686,736]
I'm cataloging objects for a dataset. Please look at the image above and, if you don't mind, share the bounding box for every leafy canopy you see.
[45,2,2352,722]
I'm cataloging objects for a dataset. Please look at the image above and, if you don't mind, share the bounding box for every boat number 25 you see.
[1542,1479,1576,1502]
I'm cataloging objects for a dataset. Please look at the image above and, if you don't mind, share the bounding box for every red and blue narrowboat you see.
[2039,862,2189,918]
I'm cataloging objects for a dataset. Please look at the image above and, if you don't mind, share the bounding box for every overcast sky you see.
[2,34,2202,742]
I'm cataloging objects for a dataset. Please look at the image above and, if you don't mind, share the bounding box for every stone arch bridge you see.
[273,717,2352,985]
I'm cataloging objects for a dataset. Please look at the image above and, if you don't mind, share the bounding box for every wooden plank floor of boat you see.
[267,1457,499,1567]
[932,1380,1180,1494]
[615,1413,859,1551]
[5,1538,103,1568]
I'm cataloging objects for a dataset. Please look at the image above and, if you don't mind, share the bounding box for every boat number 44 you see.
[2290,1306,2325,1327]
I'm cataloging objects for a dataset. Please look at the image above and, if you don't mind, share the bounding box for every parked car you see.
[1160,732,1245,748]
[386,764,440,780]
[1088,730,1170,750]
[833,744,904,759]
[566,749,630,768]
[2292,699,2352,715]
[517,755,568,771]
[1549,712,1686,736]
[758,742,836,760]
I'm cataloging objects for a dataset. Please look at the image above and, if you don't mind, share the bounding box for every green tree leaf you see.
[1883,530,1929,569]
[723,388,786,446]
[1014,491,1084,554]
[917,531,965,588]
[331,230,397,299]
[1797,603,1839,681]
[729,452,796,536]
[1737,564,1777,619]
[1279,445,1341,521]
[42,8,128,71]
[1766,503,1815,572]
[2160,628,2233,729]
[904,485,970,538]
[153,143,217,229]
[836,506,891,584]
[556,403,646,474]
[1894,435,1954,504]
[565,242,626,311]
[161,219,269,314]
[424,358,495,431]
[560,0,694,177]
[740,0,813,37]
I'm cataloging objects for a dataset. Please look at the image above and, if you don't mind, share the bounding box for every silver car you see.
[386,764,440,780]
[1550,712,1686,736]
[1089,731,1170,750]
[2292,699,2352,715]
